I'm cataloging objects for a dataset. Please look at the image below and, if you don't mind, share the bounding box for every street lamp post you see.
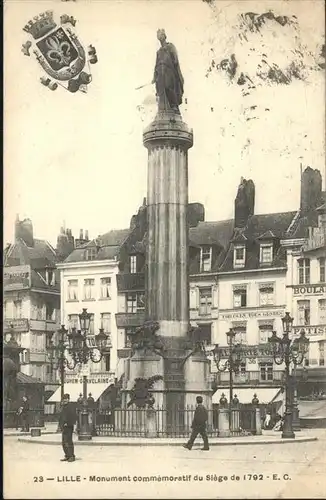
[269,313,309,439]
[211,329,243,426]
[47,308,111,441]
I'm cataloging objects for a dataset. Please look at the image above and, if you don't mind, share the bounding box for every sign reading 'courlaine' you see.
[293,284,326,296]
[220,309,284,320]
[4,265,31,291]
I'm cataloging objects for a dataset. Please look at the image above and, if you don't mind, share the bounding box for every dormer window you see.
[233,245,245,268]
[260,244,273,265]
[85,247,97,261]
[200,246,212,272]
[46,269,55,286]
[129,255,137,274]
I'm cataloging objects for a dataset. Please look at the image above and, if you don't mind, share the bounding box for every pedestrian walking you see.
[59,393,77,462]
[183,396,209,451]
[264,411,271,430]
[20,396,30,432]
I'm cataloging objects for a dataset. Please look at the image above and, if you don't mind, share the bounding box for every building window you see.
[233,287,247,308]
[231,325,247,344]
[45,302,55,321]
[199,288,212,316]
[200,246,212,272]
[130,255,137,274]
[68,280,78,300]
[318,299,326,324]
[68,314,79,331]
[259,284,274,306]
[259,324,273,344]
[126,293,145,313]
[198,324,212,345]
[84,279,95,300]
[233,245,246,268]
[298,258,310,284]
[125,328,134,347]
[319,341,325,366]
[45,269,55,286]
[13,300,22,319]
[319,257,325,283]
[100,277,111,299]
[260,362,273,381]
[260,244,273,264]
[85,247,97,261]
[297,300,311,326]
[100,312,111,333]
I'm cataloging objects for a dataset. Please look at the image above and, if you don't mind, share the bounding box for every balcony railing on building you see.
[115,311,145,328]
[116,273,145,292]
[214,370,285,385]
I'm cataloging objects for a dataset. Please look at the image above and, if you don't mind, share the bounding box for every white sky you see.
[4,0,325,246]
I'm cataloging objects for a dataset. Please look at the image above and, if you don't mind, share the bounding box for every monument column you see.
[143,111,193,415]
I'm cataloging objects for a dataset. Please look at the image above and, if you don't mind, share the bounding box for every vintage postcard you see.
[3,0,326,498]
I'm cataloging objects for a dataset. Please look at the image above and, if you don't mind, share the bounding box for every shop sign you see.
[293,325,326,337]
[293,284,326,296]
[4,318,29,333]
[4,265,31,291]
[65,377,115,384]
[220,309,284,320]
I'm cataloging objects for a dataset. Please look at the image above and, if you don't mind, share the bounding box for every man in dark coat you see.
[59,393,77,462]
[183,396,209,451]
[20,396,30,432]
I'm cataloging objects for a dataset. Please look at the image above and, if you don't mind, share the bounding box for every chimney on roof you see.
[234,178,255,229]
[15,217,34,247]
[56,225,74,261]
[85,230,89,241]
[79,229,84,240]
[300,166,322,217]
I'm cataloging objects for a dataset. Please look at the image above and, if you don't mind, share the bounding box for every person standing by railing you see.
[20,396,30,432]
[183,396,209,451]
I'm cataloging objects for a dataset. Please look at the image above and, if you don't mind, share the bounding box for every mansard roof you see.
[189,220,234,249]
[63,229,129,263]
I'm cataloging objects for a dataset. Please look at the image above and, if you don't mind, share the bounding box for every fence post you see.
[218,394,230,437]
[255,407,262,435]
[231,395,240,433]
[146,407,157,438]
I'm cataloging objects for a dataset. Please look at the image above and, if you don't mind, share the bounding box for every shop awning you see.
[47,383,110,403]
[212,387,282,405]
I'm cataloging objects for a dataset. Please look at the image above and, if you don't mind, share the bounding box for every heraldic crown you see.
[23,11,57,40]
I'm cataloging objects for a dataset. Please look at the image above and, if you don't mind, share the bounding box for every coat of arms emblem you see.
[22,11,98,93]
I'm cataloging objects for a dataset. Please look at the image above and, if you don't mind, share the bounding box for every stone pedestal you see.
[218,408,230,437]
[255,407,262,435]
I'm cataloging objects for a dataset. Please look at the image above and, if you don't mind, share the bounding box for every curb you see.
[5,431,58,437]
[17,436,318,447]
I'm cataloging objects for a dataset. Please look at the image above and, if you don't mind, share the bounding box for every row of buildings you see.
[4,166,326,404]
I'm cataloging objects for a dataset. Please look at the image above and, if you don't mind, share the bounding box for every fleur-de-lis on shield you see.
[46,35,71,66]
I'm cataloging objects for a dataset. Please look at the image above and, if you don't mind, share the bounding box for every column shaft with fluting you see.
[143,113,193,338]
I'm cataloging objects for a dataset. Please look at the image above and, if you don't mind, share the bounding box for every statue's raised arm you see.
[152,29,184,113]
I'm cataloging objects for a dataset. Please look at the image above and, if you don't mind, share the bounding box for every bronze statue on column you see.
[152,29,184,113]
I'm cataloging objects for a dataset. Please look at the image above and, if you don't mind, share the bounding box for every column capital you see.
[143,111,193,150]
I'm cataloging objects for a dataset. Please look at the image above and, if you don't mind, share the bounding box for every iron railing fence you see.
[95,405,257,438]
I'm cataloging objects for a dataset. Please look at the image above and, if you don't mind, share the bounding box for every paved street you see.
[4,430,326,499]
